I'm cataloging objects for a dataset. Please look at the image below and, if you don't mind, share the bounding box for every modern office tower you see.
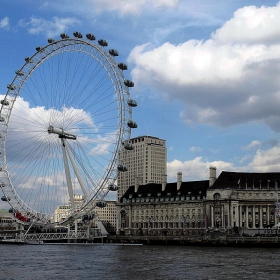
[117,135,167,201]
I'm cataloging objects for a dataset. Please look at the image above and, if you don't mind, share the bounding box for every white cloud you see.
[167,157,235,181]
[190,146,203,152]
[94,0,179,14]
[248,146,280,172]
[242,139,279,151]
[213,4,280,45]
[43,0,179,16]
[168,143,280,182]
[242,140,262,150]
[19,16,81,37]
[129,3,280,131]
[91,132,117,155]
[0,16,9,29]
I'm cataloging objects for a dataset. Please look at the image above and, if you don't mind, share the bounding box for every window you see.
[213,193,221,200]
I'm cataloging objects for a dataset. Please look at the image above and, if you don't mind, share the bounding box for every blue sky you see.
[1,0,280,191]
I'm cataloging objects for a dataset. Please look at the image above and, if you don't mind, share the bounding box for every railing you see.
[24,231,90,241]
[0,229,106,241]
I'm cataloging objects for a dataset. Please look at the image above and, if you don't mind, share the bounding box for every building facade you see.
[205,169,280,230]
[116,168,280,236]
[54,199,117,233]
[0,209,15,230]
[117,135,167,201]
[116,172,209,236]
[94,200,117,233]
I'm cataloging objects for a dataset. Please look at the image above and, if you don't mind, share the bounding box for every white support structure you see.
[61,137,75,208]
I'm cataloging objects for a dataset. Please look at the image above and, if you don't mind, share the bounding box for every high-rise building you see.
[117,135,167,201]
[95,201,116,233]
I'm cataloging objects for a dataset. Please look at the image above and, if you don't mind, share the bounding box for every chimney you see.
[209,166,216,187]
[135,177,141,193]
[177,172,182,191]
[162,174,167,191]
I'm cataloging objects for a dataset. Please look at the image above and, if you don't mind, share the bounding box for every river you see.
[0,244,280,279]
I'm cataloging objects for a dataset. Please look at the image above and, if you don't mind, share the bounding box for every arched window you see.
[213,193,221,200]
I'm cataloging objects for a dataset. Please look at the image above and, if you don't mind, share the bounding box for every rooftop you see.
[210,171,280,190]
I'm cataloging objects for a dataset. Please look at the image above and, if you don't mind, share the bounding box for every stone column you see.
[252,206,255,229]
[245,206,249,228]
[129,205,132,229]
[211,205,214,228]
[239,205,242,227]
[260,207,263,229]
[267,206,270,227]
[221,205,224,228]
[235,205,239,227]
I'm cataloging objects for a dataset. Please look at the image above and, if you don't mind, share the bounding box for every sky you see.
[1,0,280,211]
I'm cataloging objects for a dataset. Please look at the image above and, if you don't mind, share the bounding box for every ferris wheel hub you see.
[47,125,76,140]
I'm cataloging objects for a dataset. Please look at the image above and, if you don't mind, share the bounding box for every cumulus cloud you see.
[248,146,280,172]
[167,144,280,181]
[213,4,280,45]
[19,16,81,37]
[167,157,235,181]
[0,16,9,29]
[129,3,280,131]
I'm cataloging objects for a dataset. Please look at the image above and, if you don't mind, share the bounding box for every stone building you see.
[0,209,15,230]
[206,168,280,230]
[116,172,209,236]
[117,168,280,236]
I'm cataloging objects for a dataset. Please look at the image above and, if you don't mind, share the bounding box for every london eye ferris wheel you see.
[0,31,137,225]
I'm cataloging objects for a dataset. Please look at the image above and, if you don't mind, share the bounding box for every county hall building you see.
[116,166,280,236]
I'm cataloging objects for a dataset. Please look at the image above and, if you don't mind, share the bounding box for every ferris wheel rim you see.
[0,33,135,225]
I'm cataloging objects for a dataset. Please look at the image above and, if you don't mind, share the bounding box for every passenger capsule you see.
[98,39,108,47]
[60,33,69,39]
[15,70,24,76]
[1,196,10,201]
[127,99,137,107]
[117,164,128,172]
[118,63,127,70]
[73,31,82,38]
[109,49,119,56]
[127,120,137,128]
[124,80,134,87]
[82,214,89,221]
[0,116,5,122]
[108,184,119,191]
[36,46,42,52]
[124,142,134,150]
[8,208,14,213]
[48,38,55,43]
[86,33,95,40]
[0,184,5,188]
[88,214,95,220]
[96,201,107,208]
[7,84,16,90]
[1,100,9,106]
[25,57,34,63]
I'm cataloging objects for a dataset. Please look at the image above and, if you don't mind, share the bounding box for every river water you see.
[0,244,280,280]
